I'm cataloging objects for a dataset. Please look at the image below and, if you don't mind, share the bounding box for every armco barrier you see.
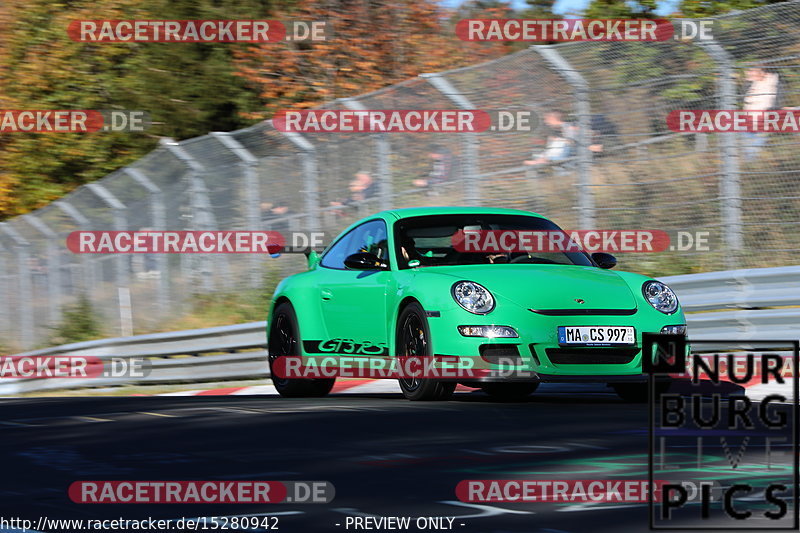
[0,322,267,395]
[662,265,800,341]
[0,266,797,395]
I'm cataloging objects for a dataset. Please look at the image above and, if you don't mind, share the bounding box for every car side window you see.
[320,220,389,270]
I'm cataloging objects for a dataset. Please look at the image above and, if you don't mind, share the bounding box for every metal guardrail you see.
[660,265,800,341]
[0,266,797,395]
[0,322,268,395]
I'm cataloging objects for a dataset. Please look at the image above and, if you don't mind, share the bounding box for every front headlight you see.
[458,325,517,338]
[452,281,495,314]
[642,280,679,314]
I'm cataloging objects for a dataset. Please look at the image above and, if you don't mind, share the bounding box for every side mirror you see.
[305,250,321,269]
[591,252,617,269]
[344,252,387,270]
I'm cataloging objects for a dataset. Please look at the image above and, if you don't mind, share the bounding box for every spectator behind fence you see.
[588,113,618,155]
[524,109,577,167]
[329,171,376,215]
[413,145,454,195]
[742,66,782,161]
[261,201,292,233]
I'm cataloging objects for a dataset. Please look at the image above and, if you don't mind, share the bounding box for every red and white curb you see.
[151,380,795,400]
[155,380,475,397]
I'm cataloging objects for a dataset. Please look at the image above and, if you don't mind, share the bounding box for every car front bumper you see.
[425,304,686,380]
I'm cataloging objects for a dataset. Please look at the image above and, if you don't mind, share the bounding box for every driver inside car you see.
[399,235,428,266]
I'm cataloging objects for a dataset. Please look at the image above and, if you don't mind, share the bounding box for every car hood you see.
[423,264,638,311]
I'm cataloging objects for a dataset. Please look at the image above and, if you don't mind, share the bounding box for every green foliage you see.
[583,0,788,18]
[0,0,276,219]
[159,267,282,331]
[50,294,104,345]
[585,0,658,18]
[680,0,787,17]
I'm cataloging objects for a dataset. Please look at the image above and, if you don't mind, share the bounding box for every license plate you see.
[558,326,635,346]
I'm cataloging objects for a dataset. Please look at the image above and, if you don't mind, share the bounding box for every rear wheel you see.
[480,382,539,401]
[268,301,335,398]
[611,381,670,403]
[396,302,455,401]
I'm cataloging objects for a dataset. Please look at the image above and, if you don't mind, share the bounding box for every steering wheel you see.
[510,254,557,264]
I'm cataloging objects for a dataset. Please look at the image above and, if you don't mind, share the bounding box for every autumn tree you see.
[0,0,275,219]
[234,0,511,119]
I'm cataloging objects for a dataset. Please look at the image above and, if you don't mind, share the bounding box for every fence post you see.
[0,242,11,344]
[211,132,263,287]
[0,223,33,349]
[161,139,217,292]
[341,98,393,211]
[276,127,321,232]
[534,45,595,229]
[123,167,170,316]
[698,40,742,267]
[22,214,62,326]
[421,72,480,206]
[85,183,129,291]
[54,200,93,298]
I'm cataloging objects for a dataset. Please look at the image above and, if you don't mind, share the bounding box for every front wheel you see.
[268,301,335,398]
[611,381,670,403]
[396,302,455,401]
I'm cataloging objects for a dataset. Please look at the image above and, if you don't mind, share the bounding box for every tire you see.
[480,382,539,401]
[396,302,455,401]
[611,381,670,403]
[268,301,335,398]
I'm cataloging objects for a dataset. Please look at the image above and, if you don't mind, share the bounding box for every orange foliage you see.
[233,0,510,119]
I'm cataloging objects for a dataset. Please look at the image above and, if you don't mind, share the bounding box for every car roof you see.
[324,207,552,251]
[380,206,547,220]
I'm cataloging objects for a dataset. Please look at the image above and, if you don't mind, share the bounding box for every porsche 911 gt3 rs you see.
[267,207,686,401]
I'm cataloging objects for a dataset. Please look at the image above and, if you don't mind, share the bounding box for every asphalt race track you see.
[0,384,794,533]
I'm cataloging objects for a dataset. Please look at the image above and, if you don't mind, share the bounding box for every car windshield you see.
[394,214,594,269]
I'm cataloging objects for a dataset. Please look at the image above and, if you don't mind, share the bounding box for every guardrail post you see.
[341,98,393,211]
[123,167,170,315]
[161,139,218,292]
[212,132,263,287]
[54,200,94,297]
[534,45,595,229]
[85,183,129,291]
[698,40,742,268]
[276,127,321,232]
[0,223,33,349]
[421,73,480,206]
[22,214,62,326]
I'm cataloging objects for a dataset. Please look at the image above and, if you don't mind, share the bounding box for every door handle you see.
[321,288,333,300]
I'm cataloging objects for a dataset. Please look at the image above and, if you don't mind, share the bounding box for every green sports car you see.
[267,207,686,401]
